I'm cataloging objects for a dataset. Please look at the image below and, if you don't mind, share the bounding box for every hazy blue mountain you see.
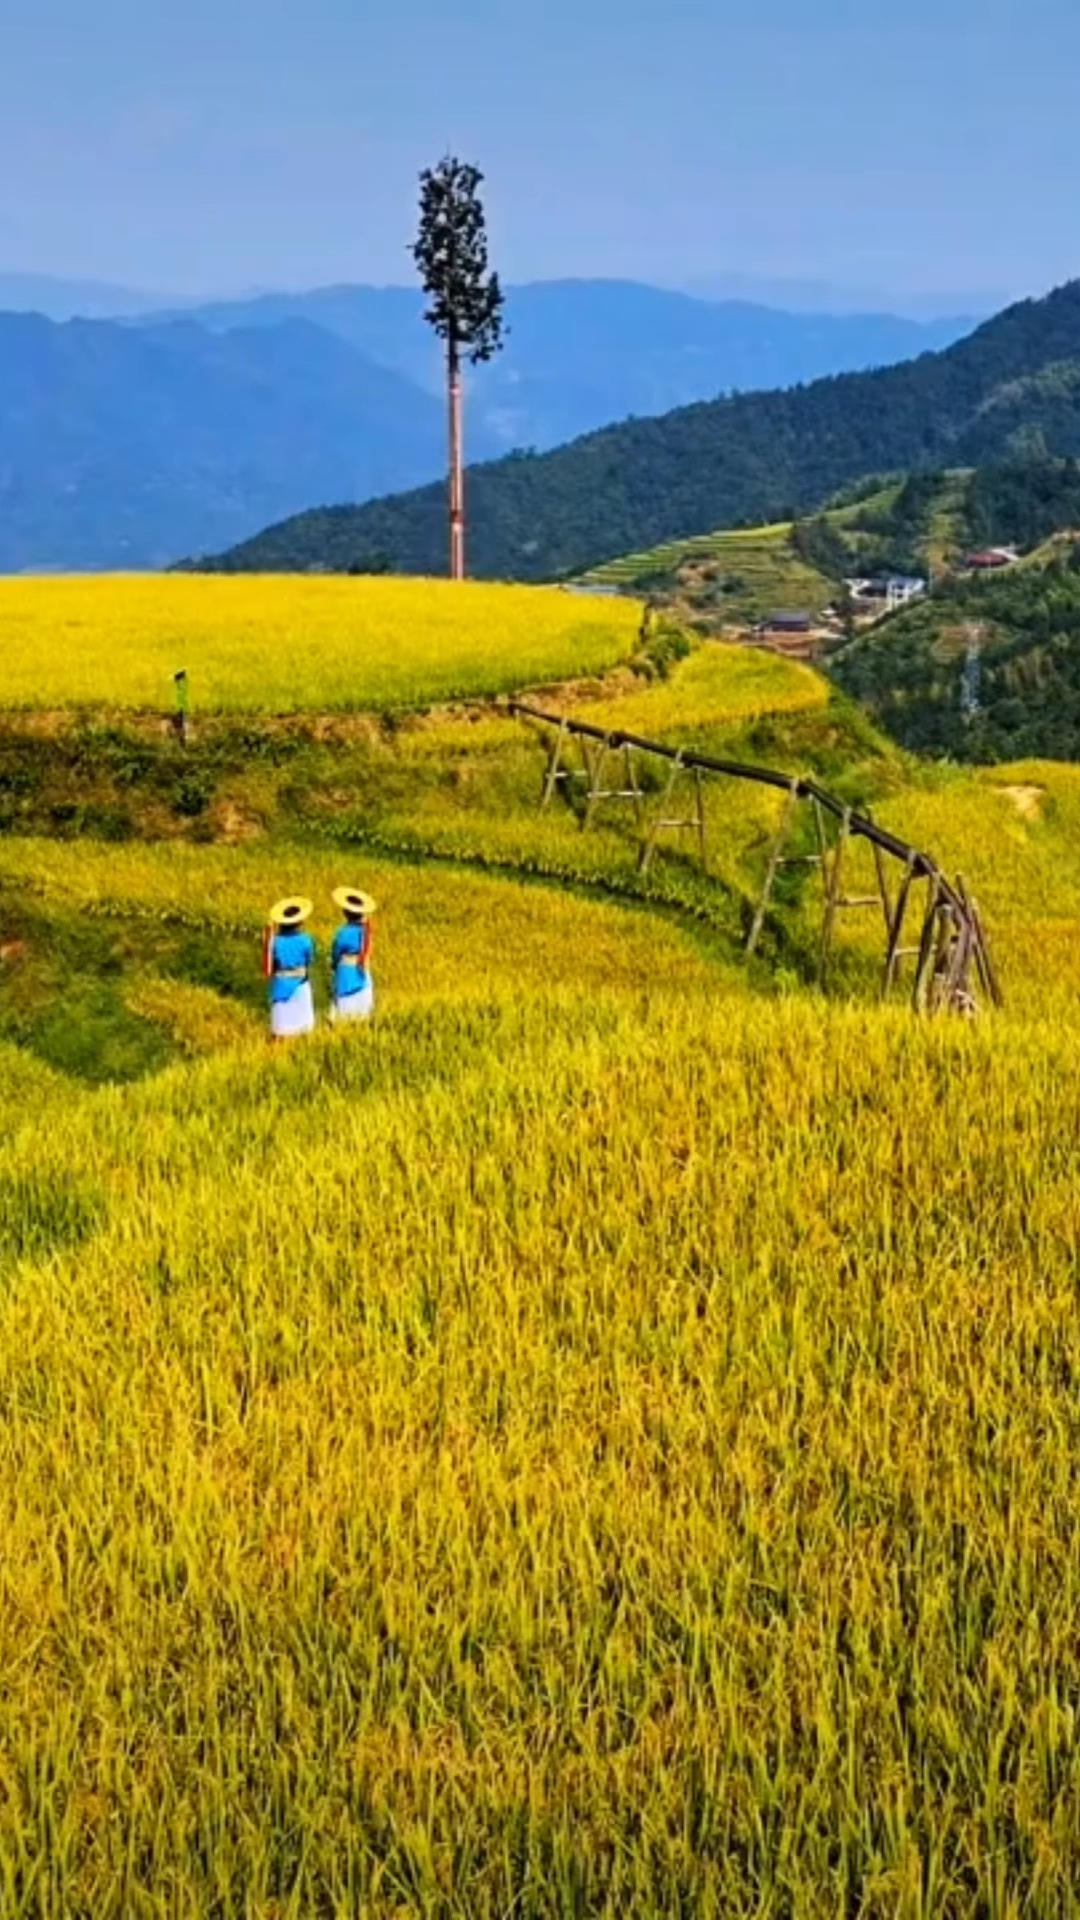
[677,272,1001,321]
[155,279,976,453]
[0,313,450,570]
[191,280,1080,584]
[0,276,976,571]
[0,272,187,320]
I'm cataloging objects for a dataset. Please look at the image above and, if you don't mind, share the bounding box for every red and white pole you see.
[448,344,464,580]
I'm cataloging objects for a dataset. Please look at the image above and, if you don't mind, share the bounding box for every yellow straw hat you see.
[332,886,377,916]
[269,896,313,927]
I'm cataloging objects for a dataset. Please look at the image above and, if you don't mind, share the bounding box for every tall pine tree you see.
[412,157,504,579]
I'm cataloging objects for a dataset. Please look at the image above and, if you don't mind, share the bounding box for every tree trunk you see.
[447,342,464,580]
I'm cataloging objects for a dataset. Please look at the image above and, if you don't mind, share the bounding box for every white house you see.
[844,574,927,612]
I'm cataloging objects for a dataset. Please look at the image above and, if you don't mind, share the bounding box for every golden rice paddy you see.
[1,598,1078,1911]
[0,573,639,712]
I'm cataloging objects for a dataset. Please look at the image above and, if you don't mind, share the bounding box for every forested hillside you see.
[0,280,970,572]
[191,280,1080,580]
[162,280,970,458]
[831,548,1080,760]
[577,458,1080,636]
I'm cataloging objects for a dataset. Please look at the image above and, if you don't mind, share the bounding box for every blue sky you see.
[0,0,1076,309]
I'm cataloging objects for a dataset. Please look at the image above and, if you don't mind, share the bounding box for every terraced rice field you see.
[3,598,1080,1911]
[583,519,834,616]
[0,574,639,712]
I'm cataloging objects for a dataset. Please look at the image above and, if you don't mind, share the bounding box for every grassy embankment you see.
[4,577,1080,1911]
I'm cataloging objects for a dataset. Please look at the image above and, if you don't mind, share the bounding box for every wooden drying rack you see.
[507,700,1001,1012]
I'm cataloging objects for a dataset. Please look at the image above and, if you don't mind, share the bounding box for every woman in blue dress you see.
[263,896,316,1039]
[330,887,376,1022]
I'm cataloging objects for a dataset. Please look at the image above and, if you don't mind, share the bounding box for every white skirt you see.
[331,982,374,1023]
[270,982,315,1037]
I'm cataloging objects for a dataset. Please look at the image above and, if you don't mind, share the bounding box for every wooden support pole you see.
[637,758,708,873]
[942,912,975,1012]
[955,875,1003,1009]
[928,903,958,1012]
[912,877,943,1012]
[639,751,685,873]
[541,718,570,809]
[867,820,895,938]
[972,899,1002,1008]
[580,736,648,834]
[970,930,992,1007]
[939,877,977,1012]
[623,742,645,823]
[172,668,191,747]
[882,854,917,997]
[694,766,707,872]
[582,741,609,831]
[811,796,829,869]
[818,806,851,984]
[747,779,799,954]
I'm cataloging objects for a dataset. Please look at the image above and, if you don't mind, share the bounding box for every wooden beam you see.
[912,878,943,1012]
[746,779,799,954]
[941,912,975,1012]
[582,741,609,831]
[638,761,706,873]
[955,875,1003,1009]
[511,703,1005,1013]
[883,854,917,997]
[818,806,850,984]
[623,741,645,825]
[867,814,895,937]
[694,766,707,871]
[540,718,570,809]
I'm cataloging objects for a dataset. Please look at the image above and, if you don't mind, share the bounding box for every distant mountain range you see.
[0,314,447,571]
[155,281,972,458]
[194,281,1080,582]
[675,272,1005,321]
[0,277,975,571]
[0,272,186,320]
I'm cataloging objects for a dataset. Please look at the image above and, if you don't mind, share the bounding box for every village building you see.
[961,547,1018,571]
[759,610,814,635]
[751,610,820,661]
[844,574,927,610]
